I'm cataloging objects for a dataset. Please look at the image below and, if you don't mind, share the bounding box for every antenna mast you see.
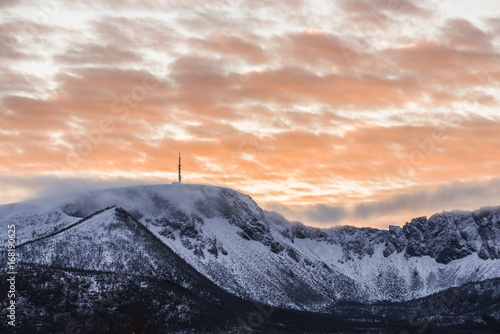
[178,152,182,183]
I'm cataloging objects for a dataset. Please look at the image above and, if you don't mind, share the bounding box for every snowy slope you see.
[2,184,500,311]
[17,206,175,277]
[15,205,246,306]
[0,197,81,245]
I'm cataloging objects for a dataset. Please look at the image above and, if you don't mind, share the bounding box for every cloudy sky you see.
[1,0,500,228]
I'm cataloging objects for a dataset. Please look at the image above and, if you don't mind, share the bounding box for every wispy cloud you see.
[274,179,500,228]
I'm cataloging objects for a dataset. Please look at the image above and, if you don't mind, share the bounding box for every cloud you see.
[442,18,493,51]
[269,179,500,228]
[55,43,143,65]
[90,16,180,50]
[338,0,431,18]
[189,33,269,64]
[336,0,432,30]
[278,31,355,68]
[303,204,348,223]
[0,0,21,9]
[0,66,46,95]
[0,33,36,61]
[354,179,500,219]
[0,173,145,205]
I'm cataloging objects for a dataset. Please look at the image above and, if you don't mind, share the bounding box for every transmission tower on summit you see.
[178,152,182,183]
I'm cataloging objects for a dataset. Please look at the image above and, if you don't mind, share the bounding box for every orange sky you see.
[1,0,500,228]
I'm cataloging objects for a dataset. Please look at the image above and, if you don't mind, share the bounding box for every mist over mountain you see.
[1,184,499,333]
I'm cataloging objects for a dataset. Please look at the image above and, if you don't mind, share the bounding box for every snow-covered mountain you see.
[3,183,500,314]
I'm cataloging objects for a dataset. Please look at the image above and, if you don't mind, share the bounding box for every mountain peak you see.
[3,184,500,309]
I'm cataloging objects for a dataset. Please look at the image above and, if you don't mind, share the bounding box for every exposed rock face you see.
[1,184,500,311]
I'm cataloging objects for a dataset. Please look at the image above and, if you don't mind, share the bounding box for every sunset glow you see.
[1,0,500,228]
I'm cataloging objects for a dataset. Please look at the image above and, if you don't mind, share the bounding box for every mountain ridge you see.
[3,182,499,234]
[2,184,500,310]
[2,183,500,333]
